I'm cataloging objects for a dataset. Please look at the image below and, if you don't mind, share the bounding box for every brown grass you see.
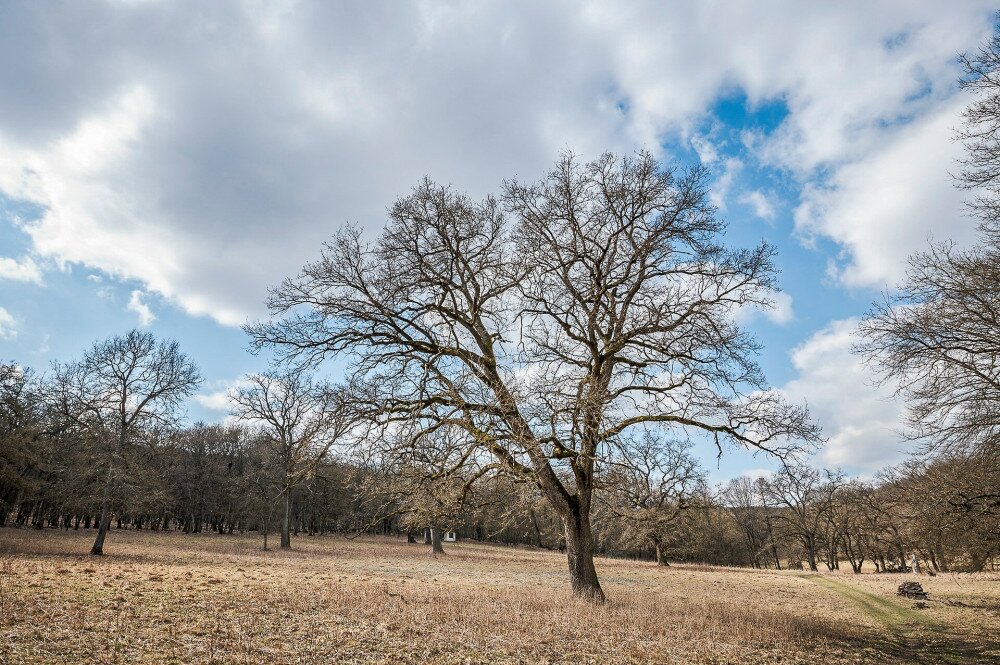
[0,530,997,664]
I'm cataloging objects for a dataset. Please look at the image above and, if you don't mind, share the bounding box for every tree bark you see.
[90,466,114,556]
[280,491,291,549]
[430,526,445,554]
[563,511,605,602]
[90,502,111,555]
[653,538,670,566]
[529,509,544,548]
[423,527,431,544]
[805,540,818,571]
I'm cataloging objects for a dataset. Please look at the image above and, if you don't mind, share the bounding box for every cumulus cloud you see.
[193,377,253,412]
[794,98,976,288]
[0,255,42,283]
[781,318,905,471]
[739,190,776,222]
[0,1,993,326]
[127,289,155,326]
[709,158,742,211]
[734,290,794,327]
[193,388,233,412]
[0,306,17,339]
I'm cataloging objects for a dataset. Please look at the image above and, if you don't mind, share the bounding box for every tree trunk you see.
[653,538,669,566]
[529,509,544,548]
[430,526,445,554]
[91,469,114,556]
[934,542,949,572]
[406,531,416,543]
[280,491,291,549]
[91,505,111,555]
[423,527,431,545]
[563,511,604,602]
[805,538,818,571]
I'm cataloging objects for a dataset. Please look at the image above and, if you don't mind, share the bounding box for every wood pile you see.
[897,581,929,600]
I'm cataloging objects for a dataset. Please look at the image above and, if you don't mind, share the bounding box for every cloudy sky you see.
[0,1,995,480]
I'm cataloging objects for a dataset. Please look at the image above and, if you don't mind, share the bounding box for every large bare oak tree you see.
[248,152,820,600]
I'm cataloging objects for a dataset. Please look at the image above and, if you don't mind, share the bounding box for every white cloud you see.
[690,133,720,165]
[0,255,42,284]
[0,2,993,325]
[193,388,232,412]
[794,97,977,288]
[709,158,742,211]
[0,306,17,339]
[739,190,776,222]
[193,377,252,412]
[734,290,794,327]
[781,318,905,471]
[740,468,775,481]
[127,289,155,326]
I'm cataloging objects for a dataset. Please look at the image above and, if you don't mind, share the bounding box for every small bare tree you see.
[357,426,478,555]
[230,369,351,549]
[722,475,783,569]
[762,465,844,571]
[248,152,820,600]
[50,330,201,555]
[599,434,703,565]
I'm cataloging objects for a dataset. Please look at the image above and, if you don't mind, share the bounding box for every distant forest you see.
[2,356,996,573]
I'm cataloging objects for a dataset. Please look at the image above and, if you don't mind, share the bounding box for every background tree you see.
[722,475,783,569]
[231,368,351,549]
[0,363,49,528]
[248,152,820,600]
[762,465,844,571]
[49,330,200,555]
[599,434,703,565]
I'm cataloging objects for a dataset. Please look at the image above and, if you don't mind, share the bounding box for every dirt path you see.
[805,574,985,664]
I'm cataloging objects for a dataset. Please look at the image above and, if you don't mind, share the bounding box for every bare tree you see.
[957,25,1000,237]
[247,152,820,600]
[722,475,783,569]
[856,241,1000,461]
[50,330,201,555]
[355,425,478,555]
[230,368,351,549]
[600,434,703,565]
[0,363,46,527]
[762,465,844,571]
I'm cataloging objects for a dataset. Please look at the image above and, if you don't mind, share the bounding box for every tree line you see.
[2,347,995,574]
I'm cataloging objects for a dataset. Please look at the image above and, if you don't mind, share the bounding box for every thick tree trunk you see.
[563,511,604,602]
[430,526,445,554]
[934,542,949,572]
[805,539,818,571]
[90,502,111,555]
[280,492,291,549]
[406,531,416,543]
[423,527,431,544]
[653,538,669,566]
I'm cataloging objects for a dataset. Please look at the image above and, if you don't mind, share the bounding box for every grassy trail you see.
[804,574,983,664]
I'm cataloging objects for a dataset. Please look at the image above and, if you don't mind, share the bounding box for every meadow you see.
[0,530,997,664]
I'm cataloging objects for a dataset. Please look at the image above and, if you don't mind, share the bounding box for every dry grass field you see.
[0,530,997,664]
